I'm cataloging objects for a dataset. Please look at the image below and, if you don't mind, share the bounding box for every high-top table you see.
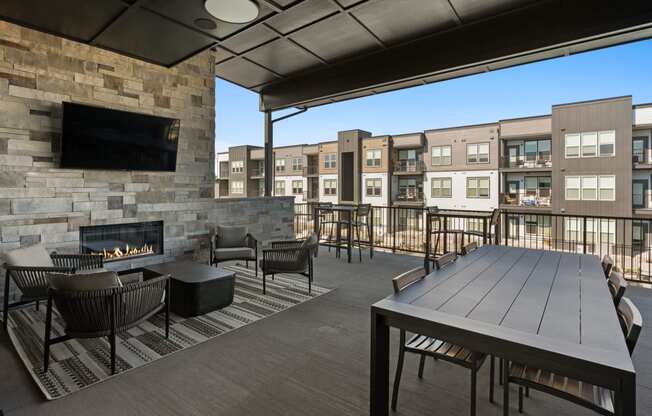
[313,204,374,263]
[370,245,636,416]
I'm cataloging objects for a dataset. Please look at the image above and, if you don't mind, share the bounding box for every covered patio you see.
[0,248,650,415]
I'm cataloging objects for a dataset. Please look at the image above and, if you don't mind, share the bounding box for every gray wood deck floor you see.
[1,248,651,416]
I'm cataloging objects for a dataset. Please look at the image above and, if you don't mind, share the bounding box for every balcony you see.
[304,189,319,201]
[500,192,551,208]
[251,167,265,178]
[394,159,425,174]
[217,168,230,179]
[500,156,552,170]
[303,165,319,176]
[394,190,424,205]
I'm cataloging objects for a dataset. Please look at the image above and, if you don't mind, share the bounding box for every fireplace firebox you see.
[79,221,164,262]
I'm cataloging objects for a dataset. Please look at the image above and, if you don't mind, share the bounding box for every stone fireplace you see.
[79,221,164,262]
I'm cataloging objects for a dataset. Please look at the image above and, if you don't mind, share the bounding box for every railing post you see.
[582,217,587,254]
[392,208,397,253]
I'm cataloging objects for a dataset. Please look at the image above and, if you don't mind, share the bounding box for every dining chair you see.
[316,202,338,253]
[351,204,372,262]
[504,296,642,416]
[390,262,495,416]
[601,254,614,278]
[435,251,457,270]
[607,271,627,307]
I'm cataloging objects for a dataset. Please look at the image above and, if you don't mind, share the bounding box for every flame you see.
[93,244,154,260]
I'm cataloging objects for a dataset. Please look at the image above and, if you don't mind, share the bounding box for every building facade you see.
[216,96,652,224]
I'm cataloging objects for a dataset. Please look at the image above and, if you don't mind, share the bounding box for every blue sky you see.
[215,39,652,153]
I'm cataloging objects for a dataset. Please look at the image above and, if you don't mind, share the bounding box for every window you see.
[525,215,538,235]
[565,134,580,158]
[633,137,647,163]
[581,132,597,157]
[565,176,580,200]
[398,149,417,160]
[466,177,490,198]
[633,180,648,208]
[633,222,647,246]
[323,179,337,195]
[292,158,303,171]
[598,175,615,201]
[366,149,382,167]
[431,145,452,166]
[537,139,551,161]
[467,143,489,163]
[292,180,303,195]
[524,141,537,162]
[231,161,244,173]
[230,180,244,194]
[324,153,336,169]
[431,177,452,198]
[598,131,615,157]
[398,178,422,200]
[565,175,616,201]
[524,177,538,197]
[581,176,597,200]
[275,159,285,173]
[274,180,285,196]
[365,178,382,197]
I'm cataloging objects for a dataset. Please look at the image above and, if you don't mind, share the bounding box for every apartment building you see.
[215,96,652,234]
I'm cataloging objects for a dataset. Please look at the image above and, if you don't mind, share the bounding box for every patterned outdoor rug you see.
[5,264,331,400]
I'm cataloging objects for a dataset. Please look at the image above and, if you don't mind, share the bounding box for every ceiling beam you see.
[259,0,652,111]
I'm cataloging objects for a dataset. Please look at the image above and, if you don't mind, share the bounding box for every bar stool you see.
[352,204,372,262]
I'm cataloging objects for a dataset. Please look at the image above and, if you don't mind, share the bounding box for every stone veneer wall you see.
[210,197,295,246]
[0,22,216,299]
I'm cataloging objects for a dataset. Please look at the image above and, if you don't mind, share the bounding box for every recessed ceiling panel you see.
[95,8,215,65]
[290,13,380,62]
[212,47,235,64]
[0,0,126,42]
[352,0,459,45]
[245,38,323,75]
[144,0,274,39]
[450,0,537,22]
[266,0,338,35]
[214,57,279,88]
[335,0,366,7]
[221,25,278,54]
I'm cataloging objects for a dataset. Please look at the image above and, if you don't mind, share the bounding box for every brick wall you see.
[0,22,216,298]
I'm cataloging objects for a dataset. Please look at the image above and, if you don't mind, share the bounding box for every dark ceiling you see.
[2,1,652,111]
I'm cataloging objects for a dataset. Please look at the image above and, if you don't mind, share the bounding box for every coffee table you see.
[144,261,235,318]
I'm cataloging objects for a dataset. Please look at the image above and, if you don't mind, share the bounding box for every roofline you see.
[425,121,498,133]
[552,95,632,108]
[634,102,652,109]
[499,113,551,123]
[391,132,424,138]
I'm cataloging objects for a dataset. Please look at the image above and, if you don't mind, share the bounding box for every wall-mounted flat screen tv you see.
[60,102,180,172]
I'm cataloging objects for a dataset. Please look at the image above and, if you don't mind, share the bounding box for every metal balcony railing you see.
[303,165,319,175]
[501,156,552,169]
[251,167,265,177]
[395,190,424,202]
[500,193,551,207]
[394,160,424,173]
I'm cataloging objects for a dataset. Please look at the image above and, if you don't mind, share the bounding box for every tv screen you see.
[61,102,179,172]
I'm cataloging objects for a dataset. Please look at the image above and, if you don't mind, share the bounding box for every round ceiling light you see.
[204,0,259,24]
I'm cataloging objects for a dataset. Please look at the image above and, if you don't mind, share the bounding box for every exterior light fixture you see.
[204,0,259,24]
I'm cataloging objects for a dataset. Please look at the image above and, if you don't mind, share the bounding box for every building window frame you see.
[365,149,382,167]
[431,145,452,166]
[292,180,303,195]
[323,179,337,196]
[324,153,337,169]
[274,180,285,196]
[466,177,490,199]
[231,160,244,173]
[365,178,382,197]
[565,176,580,200]
[598,175,616,201]
[230,180,244,194]
[292,158,303,171]
[275,158,286,173]
[431,177,452,198]
[598,130,616,157]
[466,143,490,164]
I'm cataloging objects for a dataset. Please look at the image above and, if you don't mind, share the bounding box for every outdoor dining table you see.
[370,245,636,416]
[313,204,374,263]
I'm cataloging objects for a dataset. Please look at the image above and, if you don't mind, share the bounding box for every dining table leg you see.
[370,310,389,416]
[619,372,636,416]
[483,218,488,245]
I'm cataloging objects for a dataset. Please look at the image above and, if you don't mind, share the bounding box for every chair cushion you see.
[217,225,248,248]
[214,247,255,261]
[48,271,122,292]
[3,243,54,268]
